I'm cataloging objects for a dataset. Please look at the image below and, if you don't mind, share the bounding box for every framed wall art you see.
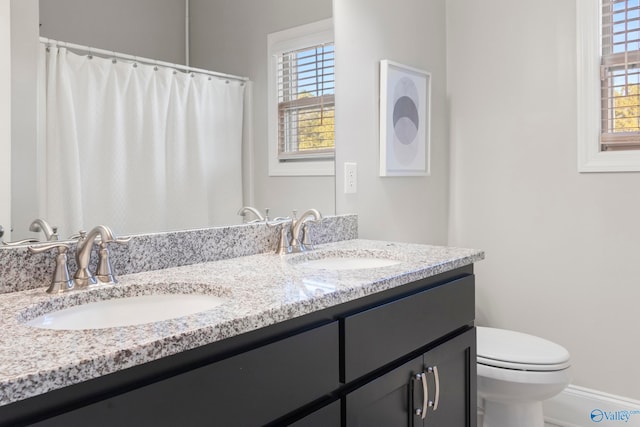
[379,60,431,177]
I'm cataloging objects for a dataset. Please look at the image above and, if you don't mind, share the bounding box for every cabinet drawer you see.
[35,321,340,427]
[343,276,474,382]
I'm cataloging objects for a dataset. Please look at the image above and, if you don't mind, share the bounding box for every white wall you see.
[448,0,640,400]
[0,0,10,241]
[333,0,449,244]
[189,0,335,219]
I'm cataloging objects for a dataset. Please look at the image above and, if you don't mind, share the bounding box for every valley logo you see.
[591,408,640,424]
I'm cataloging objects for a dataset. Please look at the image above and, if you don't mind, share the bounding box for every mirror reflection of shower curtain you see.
[38,45,245,237]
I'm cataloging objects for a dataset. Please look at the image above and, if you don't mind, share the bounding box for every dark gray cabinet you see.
[345,355,423,426]
[345,329,476,427]
[0,266,476,427]
[288,400,341,427]
[30,322,340,427]
[418,329,476,426]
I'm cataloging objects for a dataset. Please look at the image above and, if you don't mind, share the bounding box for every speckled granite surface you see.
[0,214,357,294]
[0,238,483,407]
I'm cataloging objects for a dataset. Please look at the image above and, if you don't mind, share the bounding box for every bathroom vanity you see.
[0,226,482,426]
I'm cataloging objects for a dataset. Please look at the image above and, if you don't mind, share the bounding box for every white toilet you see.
[477,327,571,427]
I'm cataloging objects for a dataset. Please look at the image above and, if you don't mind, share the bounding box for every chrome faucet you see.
[29,224,130,293]
[237,206,267,223]
[290,209,322,253]
[29,218,59,241]
[74,225,130,288]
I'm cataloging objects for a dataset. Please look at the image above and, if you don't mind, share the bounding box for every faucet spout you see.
[74,225,117,287]
[29,218,58,241]
[237,206,265,223]
[291,209,322,252]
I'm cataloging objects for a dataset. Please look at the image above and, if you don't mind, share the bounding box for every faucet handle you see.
[50,226,59,241]
[276,225,293,255]
[111,235,132,245]
[28,243,74,293]
[95,236,130,284]
[300,223,315,251]
[95,242,116,284]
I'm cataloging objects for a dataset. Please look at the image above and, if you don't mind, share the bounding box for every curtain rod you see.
[39,37,249,83]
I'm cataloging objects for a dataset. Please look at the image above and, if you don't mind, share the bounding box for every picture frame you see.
[379,60,431,177]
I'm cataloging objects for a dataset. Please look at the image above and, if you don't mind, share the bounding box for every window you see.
[601,0,640,150]
[578,0,640,171]
[268,19,335,176]
[277,43,335,160]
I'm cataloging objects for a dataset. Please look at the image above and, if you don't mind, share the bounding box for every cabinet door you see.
[287,400,340,427]
[345,356,423,427]
[413,328,476,427]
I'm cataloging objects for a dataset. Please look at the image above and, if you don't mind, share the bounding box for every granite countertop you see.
[0,239,484,407]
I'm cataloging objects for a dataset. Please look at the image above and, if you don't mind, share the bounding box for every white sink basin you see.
[289,249,404,271]
[25,294,227,330]
[297,257,402,270]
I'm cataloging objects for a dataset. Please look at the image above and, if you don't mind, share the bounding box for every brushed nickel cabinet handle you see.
[428,366,440,411]
[414,372,429,420]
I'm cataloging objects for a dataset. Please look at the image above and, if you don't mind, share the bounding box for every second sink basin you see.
[296,257,401,270]
[289,249,404,271]
[26,294,227,330]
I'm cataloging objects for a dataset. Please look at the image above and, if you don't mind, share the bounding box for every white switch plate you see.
[344,162,357,194]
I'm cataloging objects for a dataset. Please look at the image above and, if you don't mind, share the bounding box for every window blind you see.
[601,0,640,150]
[277,43,335,160]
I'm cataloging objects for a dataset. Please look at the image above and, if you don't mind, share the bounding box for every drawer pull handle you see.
[428,366,440,411]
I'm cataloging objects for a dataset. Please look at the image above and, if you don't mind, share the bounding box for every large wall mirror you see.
[7,0,335,243]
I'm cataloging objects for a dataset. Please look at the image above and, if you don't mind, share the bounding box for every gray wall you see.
[333,0,449,244]
[447,0,640,400]
[1,0,11,241]
[10,0,38,241]
[189,0,335,219]
[39,0,185,64]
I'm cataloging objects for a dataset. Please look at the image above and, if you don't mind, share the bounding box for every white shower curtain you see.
[39,45,245,237]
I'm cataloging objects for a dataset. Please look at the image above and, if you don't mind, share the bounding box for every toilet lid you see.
[477,327,570,371]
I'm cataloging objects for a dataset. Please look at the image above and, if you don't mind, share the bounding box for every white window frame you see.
[577,0,640,172]
[267,18,335,177]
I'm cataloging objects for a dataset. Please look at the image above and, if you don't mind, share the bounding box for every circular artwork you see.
[392,77,420,165]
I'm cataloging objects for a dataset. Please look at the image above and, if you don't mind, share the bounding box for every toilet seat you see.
[477,327,570,372]
[478,355,570,371]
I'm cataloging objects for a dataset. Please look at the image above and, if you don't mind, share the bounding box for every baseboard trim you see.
[543,385,640,426]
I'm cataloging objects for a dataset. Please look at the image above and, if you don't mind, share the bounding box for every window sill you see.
[268,156,335,177]
[578,149,640,173]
